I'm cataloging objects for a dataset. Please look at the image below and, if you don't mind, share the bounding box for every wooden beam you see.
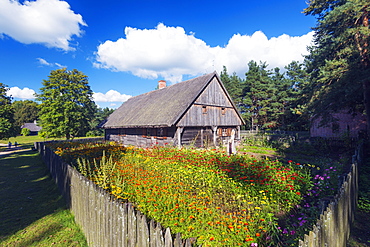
[212,126,218,147]
[176,127,184,148]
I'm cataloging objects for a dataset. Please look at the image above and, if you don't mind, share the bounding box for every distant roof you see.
[21,122,42,132]
[103,71,225,128]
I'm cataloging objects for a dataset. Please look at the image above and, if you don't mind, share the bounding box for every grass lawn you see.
[0,139,87,246]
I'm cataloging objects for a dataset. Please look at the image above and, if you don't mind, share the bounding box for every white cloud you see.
[37,57,51,66]
[0,0,87,51]
[7,87,36,99]
[93,90,132,103]
[37,58,65,68]
[94,23,214,83]
[94,23,314,82]
[212,31,315,76]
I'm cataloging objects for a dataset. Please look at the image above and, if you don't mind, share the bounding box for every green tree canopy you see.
[13,100,39,128]
[283,61,311,130]
[304,0,370,131]
[220,61,311,131]
[36,69,96,140]
[220,66,243,106]
[87,106,115,137]
[242,61,275,130]
[0,83,17,140]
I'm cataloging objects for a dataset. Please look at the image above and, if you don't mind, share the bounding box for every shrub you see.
[21,128,30,136]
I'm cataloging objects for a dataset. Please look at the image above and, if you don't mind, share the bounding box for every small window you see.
[221,107,226,115]
[202,105,207,114]
[218,128,232,137]
[332,123,340,133]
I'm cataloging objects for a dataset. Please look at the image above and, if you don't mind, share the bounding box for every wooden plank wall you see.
[177,78,242,127]
[35,142,196,247]
[106,128,176,147]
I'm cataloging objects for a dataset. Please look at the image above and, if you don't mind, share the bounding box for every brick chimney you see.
[158,80,166,89]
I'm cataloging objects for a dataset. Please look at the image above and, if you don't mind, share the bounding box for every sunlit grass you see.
[1,209,87,247]
[0,148,87,246]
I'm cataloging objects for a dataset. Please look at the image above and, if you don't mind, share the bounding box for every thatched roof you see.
[102,71,227,128]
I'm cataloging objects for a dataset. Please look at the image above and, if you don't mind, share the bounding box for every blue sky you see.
[0,0,316,109]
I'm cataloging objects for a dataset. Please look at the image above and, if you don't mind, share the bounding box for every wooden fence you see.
[35,141,360,247]
[35,142,195,247]
[298,144,361,247]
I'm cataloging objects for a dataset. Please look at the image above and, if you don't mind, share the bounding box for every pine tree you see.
[284,61,311,130]
[304,0,370,132]
[242,61,275,130]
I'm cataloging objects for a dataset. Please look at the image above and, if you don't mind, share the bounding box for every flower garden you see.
[46,141,342,246]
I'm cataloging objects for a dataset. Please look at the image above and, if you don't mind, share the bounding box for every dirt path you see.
[0,143,26,156]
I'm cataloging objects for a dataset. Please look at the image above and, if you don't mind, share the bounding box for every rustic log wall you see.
[35,142,195,247]
[106,127,176,147]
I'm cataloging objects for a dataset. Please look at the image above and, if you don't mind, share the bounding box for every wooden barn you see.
[102,71,245,148]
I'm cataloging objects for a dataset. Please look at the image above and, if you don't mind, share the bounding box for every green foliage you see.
[220,66,243,107]
[304,0,370,129]
[0,82,17,140]
[221,61,311,131]
[358,146,370,213]
[36,69,96,140]
[283,61,311,131]
[358,197,370,213]
[12,100,39,128]
[242,61,276,130]
[87,107,114,136]
[21,127,30,136]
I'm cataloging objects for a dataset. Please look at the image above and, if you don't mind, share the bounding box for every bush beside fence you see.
[35,142,195,247]
[298,145,360,247]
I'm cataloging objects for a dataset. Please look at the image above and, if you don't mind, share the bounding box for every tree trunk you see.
[360,8,370,137]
